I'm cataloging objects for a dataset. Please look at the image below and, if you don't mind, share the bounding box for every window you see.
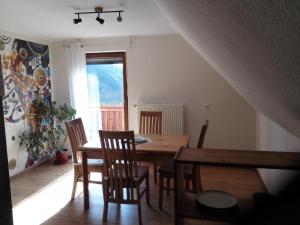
[86,52,128,138]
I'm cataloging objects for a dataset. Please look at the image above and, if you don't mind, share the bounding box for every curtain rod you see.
[62,44,84,48]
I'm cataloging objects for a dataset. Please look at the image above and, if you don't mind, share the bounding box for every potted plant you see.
[19,94,51,166]
[19,128,49,164]
[20,96,76,165]
[46,102,76,164]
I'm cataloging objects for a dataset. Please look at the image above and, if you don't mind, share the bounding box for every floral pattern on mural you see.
[0,35,52,172]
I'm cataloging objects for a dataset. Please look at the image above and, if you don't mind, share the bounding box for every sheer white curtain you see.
[66,43,102,140]
[86,72,103,140]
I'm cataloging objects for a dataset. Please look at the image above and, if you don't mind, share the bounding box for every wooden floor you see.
[10,160,266,225]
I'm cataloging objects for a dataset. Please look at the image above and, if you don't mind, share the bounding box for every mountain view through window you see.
[85,52,128,132]
[86,64,124,106]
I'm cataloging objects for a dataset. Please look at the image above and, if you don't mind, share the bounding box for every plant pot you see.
[54,149,68,164]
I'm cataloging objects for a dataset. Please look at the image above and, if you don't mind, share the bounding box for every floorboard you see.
[10,161,266,225]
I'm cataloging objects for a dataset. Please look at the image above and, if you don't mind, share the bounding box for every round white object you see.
[196,190,238,210]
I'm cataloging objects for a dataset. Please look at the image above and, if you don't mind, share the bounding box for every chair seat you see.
[158,163,193,178]
[87,158,104,166]
[103,165,149,184]
[75,159,104,166]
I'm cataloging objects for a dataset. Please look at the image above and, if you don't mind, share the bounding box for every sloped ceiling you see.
[155,0,300,139]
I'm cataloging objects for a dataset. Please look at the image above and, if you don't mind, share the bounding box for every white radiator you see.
[135,104,184,135]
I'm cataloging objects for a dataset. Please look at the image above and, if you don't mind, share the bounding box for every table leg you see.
[174,162,184,225]
[82,151,89,209]
[194,165,202,192]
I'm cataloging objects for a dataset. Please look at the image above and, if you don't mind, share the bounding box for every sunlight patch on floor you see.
[13,170,74,225]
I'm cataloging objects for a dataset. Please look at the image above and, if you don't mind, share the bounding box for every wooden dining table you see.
[78,134,190,209]
[173,148,300,225]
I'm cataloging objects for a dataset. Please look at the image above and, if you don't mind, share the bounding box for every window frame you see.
[86,52,128,130]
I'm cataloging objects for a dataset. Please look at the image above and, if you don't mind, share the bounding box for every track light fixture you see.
[96,13,105,24]
[73,14,82,24]
[73,7,123,25]
[117,12,122,22]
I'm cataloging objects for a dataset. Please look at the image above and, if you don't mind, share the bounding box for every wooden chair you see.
[65,118,104,200]
[99,130,150,225]
[139,111,162,184]
[158,120,209,209]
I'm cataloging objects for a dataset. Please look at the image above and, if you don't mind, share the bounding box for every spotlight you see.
[73,14,82,24]
[117,12,122,22]
[73,18,82,24]
[96,13,105,24]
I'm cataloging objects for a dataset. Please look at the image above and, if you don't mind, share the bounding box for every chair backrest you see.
[65,118,88,163]
[139,111,162,135]
[197,120,209,148]
[99,130,138,202]
[193,120,209,192]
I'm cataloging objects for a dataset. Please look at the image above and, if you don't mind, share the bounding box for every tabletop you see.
[175,147,300,170]
[79,134,190,155]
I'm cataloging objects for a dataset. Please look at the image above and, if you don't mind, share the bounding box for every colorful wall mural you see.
[0,34,52,176]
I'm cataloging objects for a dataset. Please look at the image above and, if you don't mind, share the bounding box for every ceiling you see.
[0,0,174,41]
[156,0,300,139]
[1,0,299,139]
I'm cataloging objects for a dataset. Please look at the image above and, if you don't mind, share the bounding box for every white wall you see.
[256,113,300,194]
[49,43,70,104]
[50,34,256,149]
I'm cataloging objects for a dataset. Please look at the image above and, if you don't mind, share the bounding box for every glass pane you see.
[86,63,124,136]
[86,64,124,105]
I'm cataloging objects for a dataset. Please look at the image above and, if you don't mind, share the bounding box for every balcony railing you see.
[101,105,124,131]
[88,105,124,135]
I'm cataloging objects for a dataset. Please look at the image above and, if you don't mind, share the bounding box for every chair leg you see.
[185,179,190,192]
[193,166,203,192]
[102,181,109,222]
[137,188,143,225]
[166,177,171,195]
[103,201,108,222]
[153,163,158,185]
[159,174,163,209]
[71,168,78,200]
[137,201,143,225]
[146,173,150,206]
